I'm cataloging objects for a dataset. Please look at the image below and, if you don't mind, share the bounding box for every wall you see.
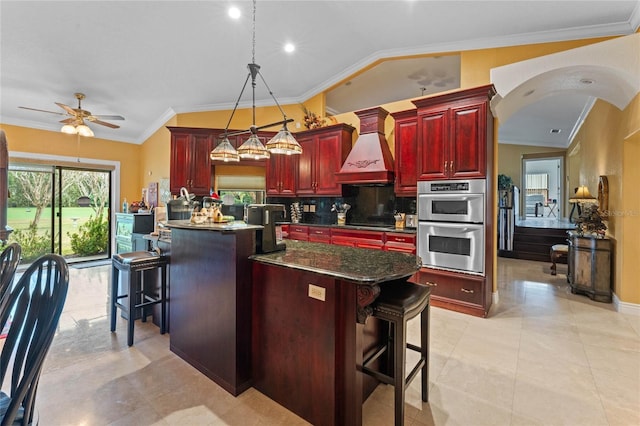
[566,93,640,305]
[0,123,142,205]
[498,144,565,191]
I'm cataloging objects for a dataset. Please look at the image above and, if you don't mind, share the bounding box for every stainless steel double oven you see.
[417,179,486,275]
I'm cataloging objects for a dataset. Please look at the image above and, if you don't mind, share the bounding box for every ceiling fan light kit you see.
[211,0,302,162]
[19,92,124,137]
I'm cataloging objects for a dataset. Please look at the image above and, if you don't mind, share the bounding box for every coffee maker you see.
[246,204,286,253]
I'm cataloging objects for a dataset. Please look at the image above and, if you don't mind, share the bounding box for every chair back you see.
[0,254,69,426]
[0,243,21,306]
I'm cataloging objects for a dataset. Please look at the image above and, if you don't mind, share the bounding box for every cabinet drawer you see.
[385,232,416,245]
[384,243,416,254]
[411,268,484,306]
[308,227,331,243]
[288,225,309,242]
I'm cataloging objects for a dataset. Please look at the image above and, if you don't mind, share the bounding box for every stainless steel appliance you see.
[417,221,485,274]
[417,179,486,275]
[246,204,286,253]
[417,179,485,223]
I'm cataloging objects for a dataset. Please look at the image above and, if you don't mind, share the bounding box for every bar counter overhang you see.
[164,220,421,425]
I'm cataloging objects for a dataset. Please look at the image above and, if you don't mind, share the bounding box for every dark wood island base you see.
[165,221,422,425]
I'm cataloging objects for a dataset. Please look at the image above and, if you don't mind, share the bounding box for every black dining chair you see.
[0,254,69,426]
[0,243,21,305]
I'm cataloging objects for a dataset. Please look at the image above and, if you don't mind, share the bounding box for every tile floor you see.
[28,258,640,425]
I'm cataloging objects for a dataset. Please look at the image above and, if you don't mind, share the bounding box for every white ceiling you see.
[1,1,638,146]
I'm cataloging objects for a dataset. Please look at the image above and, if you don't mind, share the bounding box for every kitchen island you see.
[165,221,421,425]
[165,220,262,395]
[251,240,421,426]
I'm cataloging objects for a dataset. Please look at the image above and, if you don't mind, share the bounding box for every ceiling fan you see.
[19,93,124,135]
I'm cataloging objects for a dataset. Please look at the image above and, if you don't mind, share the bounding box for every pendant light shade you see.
[266,123,302,155]
[210,137,240,162]
[237,131,270,160]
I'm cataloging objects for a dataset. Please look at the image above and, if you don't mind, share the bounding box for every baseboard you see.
[492,290,500,305]
[613,293,640,316]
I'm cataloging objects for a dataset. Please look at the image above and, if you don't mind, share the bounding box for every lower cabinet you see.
[282,225,416,253]
[568,234,612,303]
[307,226,331,244]
[384,232,416,254]
[331,229,384,250]
[411,267,490,317]
[288,224,309,241]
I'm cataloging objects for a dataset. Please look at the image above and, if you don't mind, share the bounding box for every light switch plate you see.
[308,284,326,301]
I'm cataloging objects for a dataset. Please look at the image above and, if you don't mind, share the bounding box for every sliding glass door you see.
[6,163,112,265]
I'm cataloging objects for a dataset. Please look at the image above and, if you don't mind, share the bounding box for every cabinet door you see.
[189,133,213,195]
[265,155,281,195]
[393,112,418,196]
[170,133,192,194]
[266,154,297,197]
[450,102,486,179]
[315,131,346,195]
[417,110,448,180]
[296,136,316,195]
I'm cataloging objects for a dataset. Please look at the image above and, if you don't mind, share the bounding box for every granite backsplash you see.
[268,184,416,227]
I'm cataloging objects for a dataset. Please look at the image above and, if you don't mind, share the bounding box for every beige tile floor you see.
[29,258,640,425]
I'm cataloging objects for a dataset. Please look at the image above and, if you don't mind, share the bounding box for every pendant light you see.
[210,0,302,162]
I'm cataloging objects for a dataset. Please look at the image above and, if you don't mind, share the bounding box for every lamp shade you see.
[266,124,302,155]
[210,137,240,162]
[569,185,597,203]
[76,124,94,137]
[61,124,77,134]
[237,133,270,160]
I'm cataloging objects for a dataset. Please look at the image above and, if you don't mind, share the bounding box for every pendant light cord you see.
[220,0,290,138]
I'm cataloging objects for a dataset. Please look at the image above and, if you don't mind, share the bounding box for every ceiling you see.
[1,1,638,147]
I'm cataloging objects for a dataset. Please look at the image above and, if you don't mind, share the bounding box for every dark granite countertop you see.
[165,219,262,233]
[250,240,421,284]
[278,222,417,234]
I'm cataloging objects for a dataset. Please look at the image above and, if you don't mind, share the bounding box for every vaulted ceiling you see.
[1,1,638,146]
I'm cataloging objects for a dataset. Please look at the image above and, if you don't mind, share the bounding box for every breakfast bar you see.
[166,221,421,425]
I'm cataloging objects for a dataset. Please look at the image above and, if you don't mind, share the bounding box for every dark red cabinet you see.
[168,127,214,196]
[296,124,354,196]
[266,152,297,197]
[391,109,418,196]
[413,85,495,181]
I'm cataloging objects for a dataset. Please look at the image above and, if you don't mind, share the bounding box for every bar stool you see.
[110,250,168,346]
[362,280,431,426]
[550,244,568,276]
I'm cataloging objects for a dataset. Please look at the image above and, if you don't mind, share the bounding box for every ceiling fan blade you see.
[55,102,77,116]
[92,114,125,121]
[59,118,79,125]
[89,118,120,129]
[18,106,66,116]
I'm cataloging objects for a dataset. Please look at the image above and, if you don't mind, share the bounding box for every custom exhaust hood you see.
[335,106,394,185]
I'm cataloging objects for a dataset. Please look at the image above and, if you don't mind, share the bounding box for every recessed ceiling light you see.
[550,128,561,134]
[284,43,295,53]
[580,78,594,85]
[228,7,241,19]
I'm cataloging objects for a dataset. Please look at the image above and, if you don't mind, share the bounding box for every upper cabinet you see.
[391,109,418,196]
[296,123,354,196]
[413,85,495,181]
[168,127,215,196]
[266,153,297,197]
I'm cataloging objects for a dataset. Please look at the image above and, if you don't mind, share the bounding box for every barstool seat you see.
[362,280,431,426]
[111,250,168,346]
[550,244,568,276]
